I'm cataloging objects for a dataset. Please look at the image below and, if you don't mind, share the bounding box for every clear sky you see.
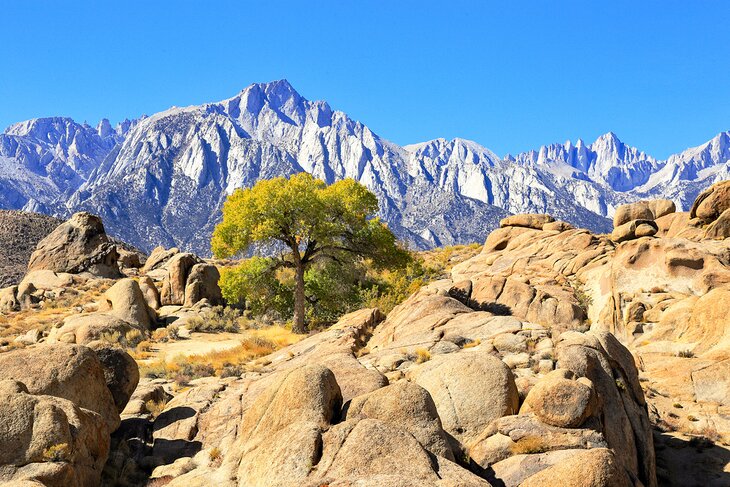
[1,1,728,159]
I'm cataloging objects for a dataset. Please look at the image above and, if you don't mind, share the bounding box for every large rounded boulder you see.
[0,344,121,432]
[346,381,455,460]
[98,277,155,329]
[690,180,730,223]
[0,379,110,487]
[27,212,120,278]
[410,352,519,443]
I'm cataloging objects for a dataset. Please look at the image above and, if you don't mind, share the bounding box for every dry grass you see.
[145,398,168,419]
[414,348,431,364]
[509,436,546,454]
[140,326,301,381]
[0,281,112,339]
[209,447,222,467]
[418,243,482,276]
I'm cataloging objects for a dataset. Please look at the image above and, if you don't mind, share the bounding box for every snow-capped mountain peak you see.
[0,80,728,255]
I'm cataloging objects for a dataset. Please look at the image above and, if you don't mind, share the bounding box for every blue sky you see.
[1,1,728,158]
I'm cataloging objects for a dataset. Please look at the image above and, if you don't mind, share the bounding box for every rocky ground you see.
[0,210,62,288]
[1,182,730,486]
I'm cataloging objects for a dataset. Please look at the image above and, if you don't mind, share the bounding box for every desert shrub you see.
[152,328,169,342]
[145,398,168,419]
[414,348,431,364]
[141,362,168,379]
[570,280,593,318]
[509,436,545,454]
[42,443,71,461]
[124,329,145,348]
[187,306,246,333]
[101,330,122,345]
[219,364,245,378]
[677,349,695,358]
[167,324,180,340]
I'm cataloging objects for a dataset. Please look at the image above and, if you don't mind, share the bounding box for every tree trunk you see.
[292,259,307,334]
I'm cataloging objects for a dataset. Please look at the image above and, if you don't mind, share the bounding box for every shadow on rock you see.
[654,430,730,487]
[471,301,512,316]
[152,438,203,465]
[153,406,197,430]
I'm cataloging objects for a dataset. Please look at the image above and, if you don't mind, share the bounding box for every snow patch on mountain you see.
[0,80,728,254]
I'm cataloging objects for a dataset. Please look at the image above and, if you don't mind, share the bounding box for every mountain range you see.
[1,79,728,255]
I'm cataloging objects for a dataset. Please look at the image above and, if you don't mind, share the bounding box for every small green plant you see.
[43,443,71,462]
[673,403,683,409]
[687,415,699,422]
[677,349,695,358]
[615,379,627,391]
[571,280,593,313]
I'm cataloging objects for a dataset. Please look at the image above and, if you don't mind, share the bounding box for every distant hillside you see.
[0,210,62,287]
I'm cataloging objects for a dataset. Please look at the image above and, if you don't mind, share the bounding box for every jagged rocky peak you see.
[96,118,113,138]
[405,137,500,165]
[0,79,728,256]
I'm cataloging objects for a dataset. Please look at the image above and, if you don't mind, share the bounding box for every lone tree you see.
[212,173,410,333]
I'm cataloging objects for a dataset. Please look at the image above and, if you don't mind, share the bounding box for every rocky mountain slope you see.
[1,80,729,255]
[0,210,61,287]
[1,181,729,486]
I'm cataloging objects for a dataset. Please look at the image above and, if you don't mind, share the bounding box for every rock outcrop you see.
[6,185,730,486]
[27,212,121,278]
[613,199,676,227]
[142,249,224,308]
[0,379,110,487]
[98,278,156,329]
[112,293,657,487]
[0,344,122,432]
[0,344,139,487]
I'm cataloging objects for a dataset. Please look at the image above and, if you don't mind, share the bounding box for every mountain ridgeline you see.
[1,80,729,254]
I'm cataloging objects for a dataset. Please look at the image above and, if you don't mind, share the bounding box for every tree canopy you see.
[212,173,411,332]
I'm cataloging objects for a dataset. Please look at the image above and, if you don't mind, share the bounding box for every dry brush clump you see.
[186,305,250,333]
[140,326,301,382]
[0,279,113,339]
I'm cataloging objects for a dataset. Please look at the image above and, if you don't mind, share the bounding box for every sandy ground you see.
[141,332,244,363]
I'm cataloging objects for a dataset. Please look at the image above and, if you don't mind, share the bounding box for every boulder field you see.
[1,180,730,486]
